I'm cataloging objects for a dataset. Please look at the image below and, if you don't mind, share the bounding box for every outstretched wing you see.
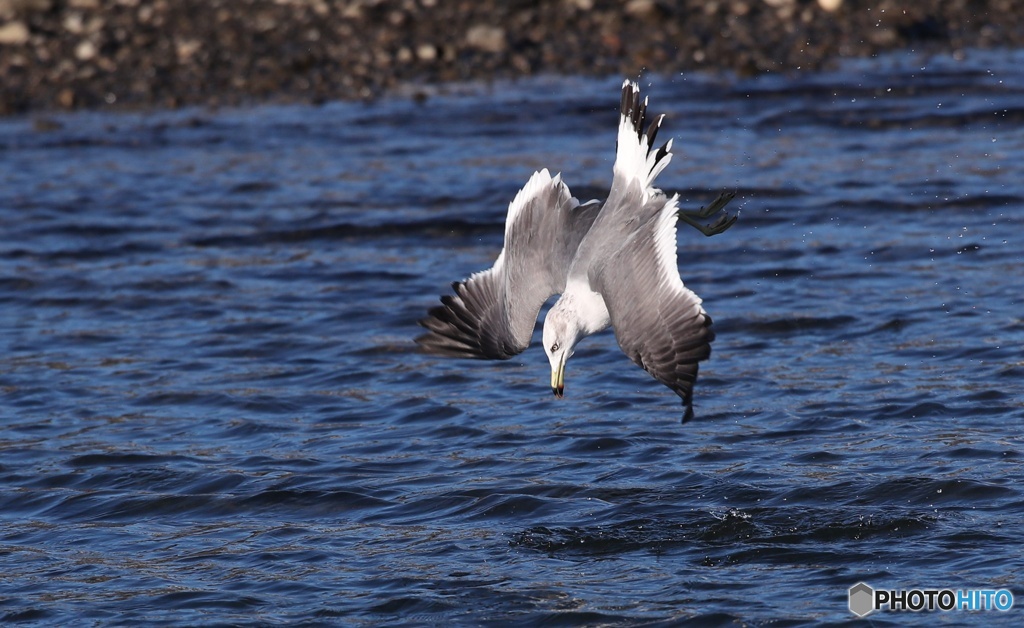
[591,194,714,421]
[417,169,600,359]
[568,80,674,282]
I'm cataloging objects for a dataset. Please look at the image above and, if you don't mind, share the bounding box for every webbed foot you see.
[678,191,738,237]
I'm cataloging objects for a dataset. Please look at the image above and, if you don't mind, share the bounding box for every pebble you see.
[0,20,29,45]
[415,44,437,62]
[175,38,201,62]
[0,0,53,15]
[624,0,658,17]
[74,39,96,61]
[465,25,506,54]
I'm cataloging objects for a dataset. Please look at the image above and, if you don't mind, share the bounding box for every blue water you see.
[2,49,1023,625]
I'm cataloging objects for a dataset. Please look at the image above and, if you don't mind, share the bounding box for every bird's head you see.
[542,303,582,399]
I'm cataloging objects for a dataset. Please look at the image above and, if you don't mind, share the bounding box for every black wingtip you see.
[620,81,632,119]
[633,92,645,140]
[619,80,648,140]
[681,405,694,424]
[654,140,670,165]
[645,114,663,148]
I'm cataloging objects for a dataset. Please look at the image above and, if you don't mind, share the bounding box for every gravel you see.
[0,0,1020,114]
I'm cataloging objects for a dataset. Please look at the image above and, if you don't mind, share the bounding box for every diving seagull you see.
[417,80,736,421]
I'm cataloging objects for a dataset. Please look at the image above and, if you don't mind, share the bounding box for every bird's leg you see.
[678,191,737,237]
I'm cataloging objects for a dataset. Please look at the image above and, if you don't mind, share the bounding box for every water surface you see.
[1,50,1023,625]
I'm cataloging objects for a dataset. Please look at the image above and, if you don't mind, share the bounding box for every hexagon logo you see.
[848,582,874,617]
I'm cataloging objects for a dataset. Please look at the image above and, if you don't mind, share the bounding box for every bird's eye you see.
[550,343,559,352]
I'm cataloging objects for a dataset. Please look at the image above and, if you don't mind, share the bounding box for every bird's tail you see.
[613,80,673,199]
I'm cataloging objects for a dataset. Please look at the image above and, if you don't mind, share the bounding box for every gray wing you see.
[590,193,714,421]
[417,169,600,359]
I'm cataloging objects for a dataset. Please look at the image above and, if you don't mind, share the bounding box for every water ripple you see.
[1,52,1023,624]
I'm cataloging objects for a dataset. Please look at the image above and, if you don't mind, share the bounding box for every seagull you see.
[417,80,736,421]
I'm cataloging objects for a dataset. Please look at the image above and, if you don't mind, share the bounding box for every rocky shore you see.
[0,0,1020,115]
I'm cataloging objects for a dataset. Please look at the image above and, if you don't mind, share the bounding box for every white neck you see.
[559,279,611,336]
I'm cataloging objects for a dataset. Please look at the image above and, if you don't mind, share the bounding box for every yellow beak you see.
[550,354,565,398]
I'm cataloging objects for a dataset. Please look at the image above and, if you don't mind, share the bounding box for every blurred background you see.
[1,0,1020,114]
